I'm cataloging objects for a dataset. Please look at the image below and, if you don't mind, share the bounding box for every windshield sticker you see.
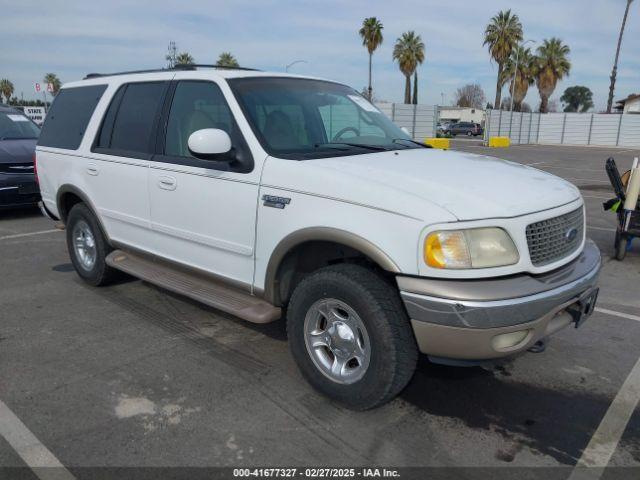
[7,114,29,122]
[347,95,379,113]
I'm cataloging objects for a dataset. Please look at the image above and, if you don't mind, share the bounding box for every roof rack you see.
[84,64,260,80]
[173,64,260,72]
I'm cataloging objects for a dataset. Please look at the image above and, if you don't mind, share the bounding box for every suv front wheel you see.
[287,264,418,410]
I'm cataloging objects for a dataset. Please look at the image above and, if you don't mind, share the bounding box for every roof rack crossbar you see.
[84,64,260,80]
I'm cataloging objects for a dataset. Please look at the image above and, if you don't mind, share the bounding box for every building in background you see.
[615,93,640,114]
[438,106,485,125]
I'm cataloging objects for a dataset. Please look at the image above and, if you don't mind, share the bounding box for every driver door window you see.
[165,81,233,159]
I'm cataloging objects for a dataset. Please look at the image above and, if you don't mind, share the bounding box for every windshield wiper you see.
[0,136,36,141]
[314,142,388,152]
[392,138,432,149]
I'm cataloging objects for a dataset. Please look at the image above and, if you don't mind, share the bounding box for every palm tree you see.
[43,73,61,96]
[359,17,384,101]
[175,52,195,66]
[0,79,14,103]
[483,10,523,110]
[502,46,535,111]
[393,31,425,104]
[534,38,571,113]
[216,52,239,68]
[607,0,634,113]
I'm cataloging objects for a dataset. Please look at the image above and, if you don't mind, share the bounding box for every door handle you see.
[158,175,177,191]
[86,164,99,176]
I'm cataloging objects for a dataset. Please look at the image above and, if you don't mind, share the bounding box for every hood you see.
[263,148,581,222]
[0,139,37,164]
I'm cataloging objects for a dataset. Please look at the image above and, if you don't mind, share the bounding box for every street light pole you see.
[285,60,308,72]
[510,39,535,112]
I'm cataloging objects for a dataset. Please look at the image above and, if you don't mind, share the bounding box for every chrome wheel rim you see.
[303,298,371,385]
[72,220,97,271]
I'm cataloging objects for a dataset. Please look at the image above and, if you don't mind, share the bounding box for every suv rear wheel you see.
[287,264,418,410]
[66,203,119,286]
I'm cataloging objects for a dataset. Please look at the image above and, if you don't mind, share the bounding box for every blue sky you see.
[2,0,638,110]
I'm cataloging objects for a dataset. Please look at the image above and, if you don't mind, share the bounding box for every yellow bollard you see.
[424,138,450,150]
[488,136,510,148]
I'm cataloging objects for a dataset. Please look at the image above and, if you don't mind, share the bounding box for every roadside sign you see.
[23,106,46,125]
[34,82,41,93]
[47,83,54,93]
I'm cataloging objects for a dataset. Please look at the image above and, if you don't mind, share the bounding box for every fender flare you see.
[262,227,401,304]
[56,184,111,242]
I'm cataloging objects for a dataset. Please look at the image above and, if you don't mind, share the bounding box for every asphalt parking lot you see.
[1,143,639,477]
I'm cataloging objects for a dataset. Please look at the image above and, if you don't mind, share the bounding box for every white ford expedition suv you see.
[36,66,601,409]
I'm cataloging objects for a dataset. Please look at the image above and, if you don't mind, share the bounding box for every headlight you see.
[424,228,519,269]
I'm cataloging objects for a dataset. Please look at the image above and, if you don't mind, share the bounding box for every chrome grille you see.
[526,208,584,266]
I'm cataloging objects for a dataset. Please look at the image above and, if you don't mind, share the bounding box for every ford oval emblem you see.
[565,228,578,243]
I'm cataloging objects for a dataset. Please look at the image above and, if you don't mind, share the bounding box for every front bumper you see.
[0,173,40,209]
[398,240,601,361]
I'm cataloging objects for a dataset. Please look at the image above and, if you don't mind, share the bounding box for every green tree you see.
[392,31,425,104]
[359,17,384,101]
[607,0,634,113]
[44,73,62,96]
[534,38,571,113]
[502,46,536,111]
[0,79,14,103]
[483,9,523,111]
[175,52,195,66]
[561,86,594,112]
[216,52,239,68]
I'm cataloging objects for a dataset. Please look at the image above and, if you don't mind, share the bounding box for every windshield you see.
[0,112,40,140]
[228,77,416,159]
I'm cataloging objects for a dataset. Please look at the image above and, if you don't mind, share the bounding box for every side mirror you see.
[188,129,232,160]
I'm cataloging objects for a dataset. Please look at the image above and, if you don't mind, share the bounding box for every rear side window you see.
[94,81,167,156]
[38,85,107,150]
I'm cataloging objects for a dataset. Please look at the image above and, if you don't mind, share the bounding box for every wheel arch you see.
[262,227,401,306]
[56,185,110,242]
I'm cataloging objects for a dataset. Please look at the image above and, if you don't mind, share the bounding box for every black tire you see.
[614,230,627,261]
[466,131,473,136]
[66,203,119,286]
[287,264,418,410]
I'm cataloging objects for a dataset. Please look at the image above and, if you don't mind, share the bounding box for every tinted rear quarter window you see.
[37,85,107,150]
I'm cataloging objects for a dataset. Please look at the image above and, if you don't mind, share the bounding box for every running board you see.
[105,250,281,324]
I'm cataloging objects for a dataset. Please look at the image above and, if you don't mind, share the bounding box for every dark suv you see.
[447,122,483,137]
[0,105,41,209]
